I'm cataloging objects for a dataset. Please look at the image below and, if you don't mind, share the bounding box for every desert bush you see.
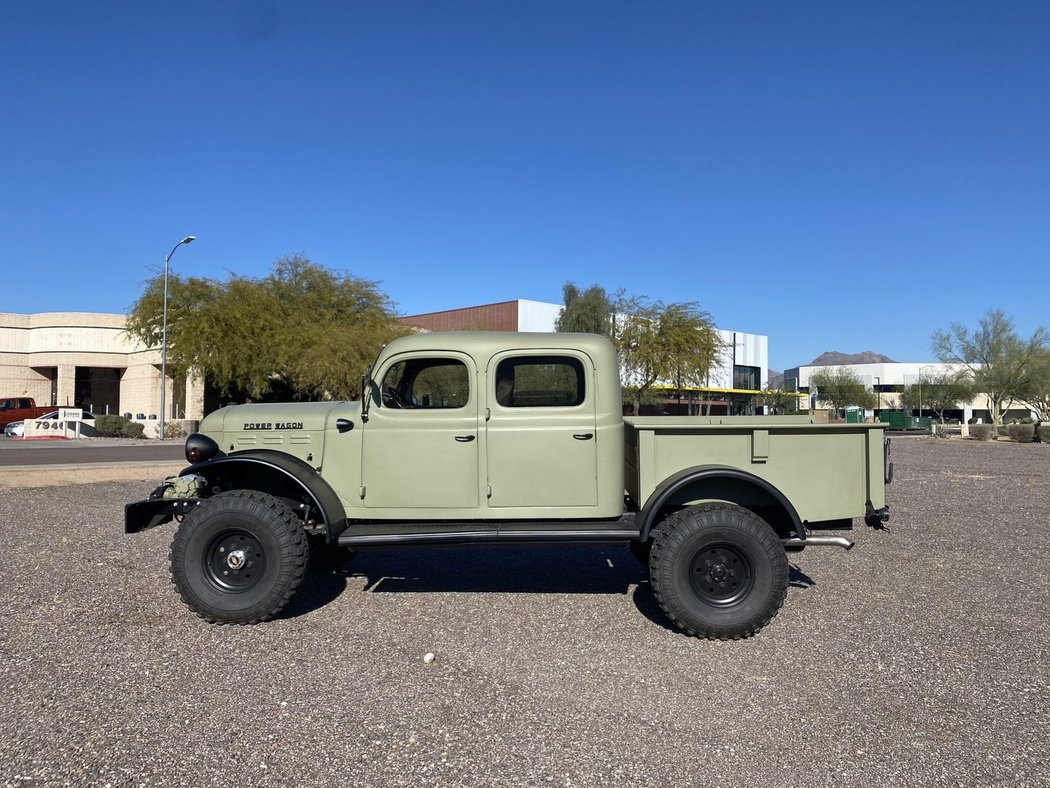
[164,421,187,439]
[1006,424,1035,443]
[969,424,997,441]
[1039,425,1050,443]
[95,414,128,437]
[120,421,145,439]
[996,425,1010,437]
[934,424,950,438]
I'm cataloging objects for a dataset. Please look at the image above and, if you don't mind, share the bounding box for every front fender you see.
[186,453,350,546]
[180,450,349,541]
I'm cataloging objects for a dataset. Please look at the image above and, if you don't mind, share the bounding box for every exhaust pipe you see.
[781,536,854,550]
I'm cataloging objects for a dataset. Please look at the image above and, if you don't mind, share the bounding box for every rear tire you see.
[649,503,788,640]
[170,490,308,624]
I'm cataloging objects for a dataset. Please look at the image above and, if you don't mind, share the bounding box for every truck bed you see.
[623,416,888,525]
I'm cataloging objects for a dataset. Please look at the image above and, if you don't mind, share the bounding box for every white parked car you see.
[4,410,96,438]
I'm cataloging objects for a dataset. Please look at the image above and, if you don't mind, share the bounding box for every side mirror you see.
[361,365,373,423]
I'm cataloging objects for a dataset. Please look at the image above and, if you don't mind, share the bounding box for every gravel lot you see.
[2,437,1048,787]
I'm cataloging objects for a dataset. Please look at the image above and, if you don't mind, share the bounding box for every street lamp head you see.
[181,236,197,244]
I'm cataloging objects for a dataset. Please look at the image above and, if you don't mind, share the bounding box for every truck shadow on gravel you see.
[348,547,648,594]
[279,549,817,629]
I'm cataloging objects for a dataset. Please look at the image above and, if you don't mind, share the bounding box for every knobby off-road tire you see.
[649,503,788,640]
[170,490,309,624]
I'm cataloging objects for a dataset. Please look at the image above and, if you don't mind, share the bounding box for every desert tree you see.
[931,309,1048,425]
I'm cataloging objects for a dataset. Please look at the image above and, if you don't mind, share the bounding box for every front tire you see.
[649,503,788,640]
[170,490,308,624]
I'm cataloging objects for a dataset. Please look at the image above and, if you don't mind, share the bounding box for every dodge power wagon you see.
[126,332,891,640]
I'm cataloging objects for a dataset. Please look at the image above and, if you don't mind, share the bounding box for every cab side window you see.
[381,358,470,409]
[494,356,585,408]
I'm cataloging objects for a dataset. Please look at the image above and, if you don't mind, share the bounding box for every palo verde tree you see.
[808,367,877,418]
[931,309,1048,425]
[554,282,613,336]
[756,384,798,415]
[126,255,409,402]
[1026,347,1050,422]
[611,293,723,416]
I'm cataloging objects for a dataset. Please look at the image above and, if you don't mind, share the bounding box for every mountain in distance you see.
[767,351,895,388]
[806,350,897,366]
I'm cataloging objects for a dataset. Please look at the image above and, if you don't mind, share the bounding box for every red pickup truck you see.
[0,397,56,427]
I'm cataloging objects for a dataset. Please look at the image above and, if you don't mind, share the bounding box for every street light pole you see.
[160,236,197,440]
[917,365,933,420]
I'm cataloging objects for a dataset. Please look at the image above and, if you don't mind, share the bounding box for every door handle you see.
[573,433,594,440]
[454,435,476,442]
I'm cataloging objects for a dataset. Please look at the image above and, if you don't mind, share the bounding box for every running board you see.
[338,526,638,550]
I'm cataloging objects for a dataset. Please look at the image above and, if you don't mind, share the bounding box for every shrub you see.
[1039,425,1050,443]
[934,424,950,438]
[1006,424,1035,443]
[969,424,997,441]
[996,425,1010,437]
[967,417,978,424]
[95,414,128,437]
[120,421,145,439]
[164,421,187,439]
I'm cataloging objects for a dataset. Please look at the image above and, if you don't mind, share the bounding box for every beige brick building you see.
[0,312,204,429]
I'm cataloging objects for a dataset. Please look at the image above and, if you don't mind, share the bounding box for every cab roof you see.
[379,331,616,367]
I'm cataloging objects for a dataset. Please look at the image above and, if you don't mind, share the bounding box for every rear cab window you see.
[493,356,586,408]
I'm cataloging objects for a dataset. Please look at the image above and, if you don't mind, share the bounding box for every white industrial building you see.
[784,361,1036,423]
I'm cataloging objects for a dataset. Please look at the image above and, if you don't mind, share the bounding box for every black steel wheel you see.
[649,503,788,640]
[687,541,755,606]
[170,490,308,624]
[203,529,269,591]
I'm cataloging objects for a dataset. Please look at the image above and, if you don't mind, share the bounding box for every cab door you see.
[361,352,480,512]
[485,351,598,510]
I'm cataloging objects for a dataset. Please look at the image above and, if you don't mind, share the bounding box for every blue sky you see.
[1,2,1047,370]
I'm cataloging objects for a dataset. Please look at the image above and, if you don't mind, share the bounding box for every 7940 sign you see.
[23,417,87,439]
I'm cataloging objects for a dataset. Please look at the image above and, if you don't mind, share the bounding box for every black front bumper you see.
[124,498,204,533]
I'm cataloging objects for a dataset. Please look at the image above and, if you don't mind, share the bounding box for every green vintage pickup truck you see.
[127,332,891,639]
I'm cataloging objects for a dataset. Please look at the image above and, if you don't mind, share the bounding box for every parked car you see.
[4,410,96,438]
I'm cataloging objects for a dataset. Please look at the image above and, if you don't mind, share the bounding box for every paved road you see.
[0,439,183,466]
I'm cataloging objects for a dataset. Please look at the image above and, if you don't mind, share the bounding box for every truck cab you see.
[352,332,623,519]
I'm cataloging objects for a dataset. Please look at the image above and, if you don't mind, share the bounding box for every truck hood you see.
[199,400,361,438]
[216,401,357,432]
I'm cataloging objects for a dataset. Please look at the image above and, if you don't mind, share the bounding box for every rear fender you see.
[638,465,804,542]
